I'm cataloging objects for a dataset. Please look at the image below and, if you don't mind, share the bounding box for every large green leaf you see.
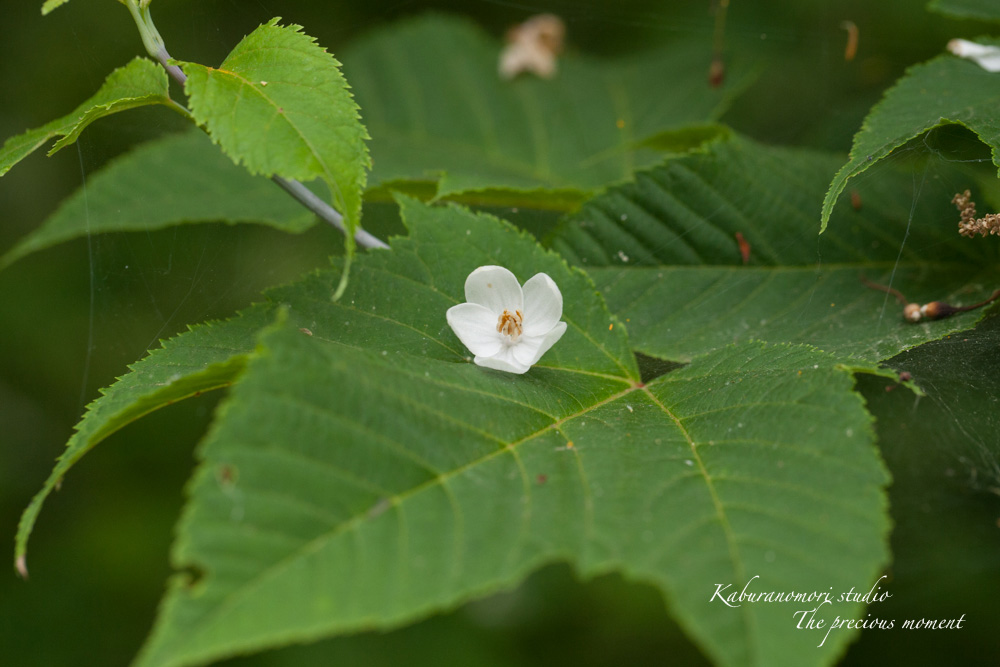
[68,198,876,667]
[0,131,317,270]
[928,0,1000,22]
[18,197,889,666]
[0,57,174,178]
[180,18,369,239]
[341,15,752,206]
[138,321,887,667]
[551,135,1000,366]
[821,40,1000,229]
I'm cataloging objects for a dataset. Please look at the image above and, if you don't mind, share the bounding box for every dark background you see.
[2,1,998,665]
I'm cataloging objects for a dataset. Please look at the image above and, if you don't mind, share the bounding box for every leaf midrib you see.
[641,384,758,663]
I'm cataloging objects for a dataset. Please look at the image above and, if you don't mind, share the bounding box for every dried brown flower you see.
[952,189,1000,238]
[498,14,565,80]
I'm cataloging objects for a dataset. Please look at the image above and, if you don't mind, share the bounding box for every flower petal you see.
[474,349,531,374]
[521,272,563,336]
[464,265,523,315]
[511,335,545,368]
[520,321,567,367]
[446,303,503,357]
[948,38,1000,72]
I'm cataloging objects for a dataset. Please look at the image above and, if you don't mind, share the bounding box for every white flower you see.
[446,265,567,374]
[948,39,1000,72]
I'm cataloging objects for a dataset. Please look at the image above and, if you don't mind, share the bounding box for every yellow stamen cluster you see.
[497,309,524,341]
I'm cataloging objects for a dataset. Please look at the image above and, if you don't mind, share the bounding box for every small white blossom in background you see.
[498,14,565,80]
[446,265,567,374]
[947,39,1000,72]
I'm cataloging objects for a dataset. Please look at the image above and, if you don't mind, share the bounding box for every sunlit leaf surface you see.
[181,18,369,235]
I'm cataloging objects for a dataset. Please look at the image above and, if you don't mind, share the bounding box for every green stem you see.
[123,1,185,83]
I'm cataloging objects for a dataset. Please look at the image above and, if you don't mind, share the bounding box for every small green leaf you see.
[180,18,370,252]
[1,131,316,270]
[551,134,1000,366]
[41,0,71,15]
[0,57,174,178]
[342,15,753,206]
[928,0,1000,22]
[821,41,1000,229]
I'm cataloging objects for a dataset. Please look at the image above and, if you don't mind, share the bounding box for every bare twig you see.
[860,275,908,306]
[273,176,388,249]
[861,275,1000,323]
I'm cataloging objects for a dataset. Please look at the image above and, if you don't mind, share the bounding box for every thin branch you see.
[273,176,388,249]
[155,50,187,87]
[861,275,1000,322]
[125,0,388,250]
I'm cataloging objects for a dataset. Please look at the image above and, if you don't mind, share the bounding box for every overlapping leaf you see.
[341,15,752,205]
[821,40,1000,229]
[551,134,1000,365]
[0,131,316,270]
[0,57,174,178]
[180,18,369,239]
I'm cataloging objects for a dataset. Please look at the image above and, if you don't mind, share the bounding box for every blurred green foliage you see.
[1,1,998,665]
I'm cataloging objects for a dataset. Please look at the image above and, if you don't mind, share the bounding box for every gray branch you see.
[272,176,388,249]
